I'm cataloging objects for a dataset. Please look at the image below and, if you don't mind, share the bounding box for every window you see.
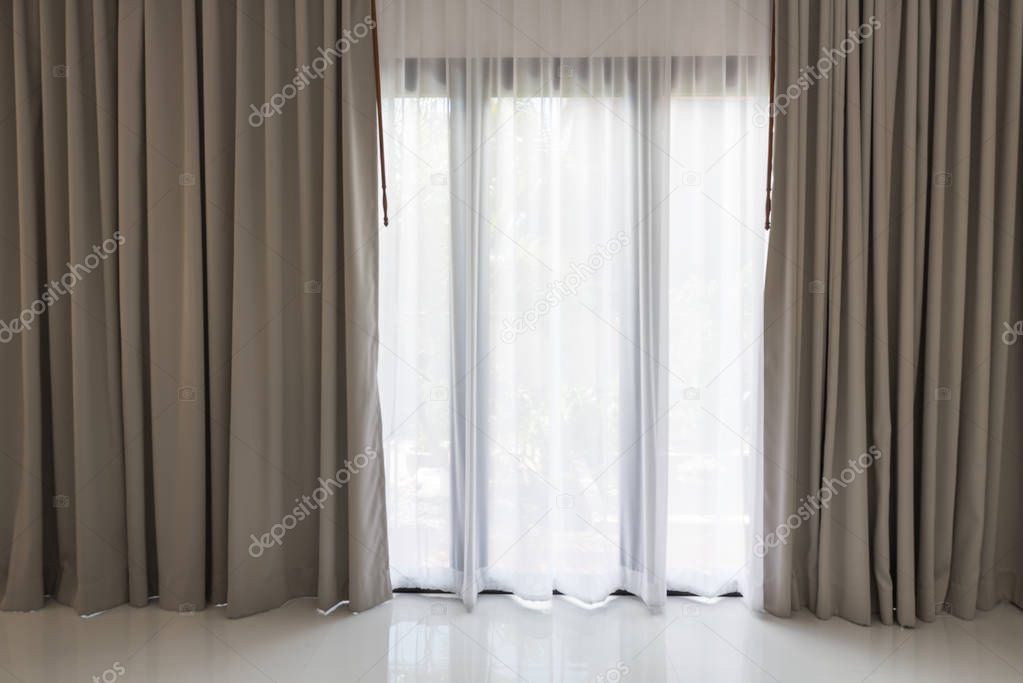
[377,0,770,607]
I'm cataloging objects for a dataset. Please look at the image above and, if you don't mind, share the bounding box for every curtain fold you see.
[764,0,1023,626]
[0,0,390,618]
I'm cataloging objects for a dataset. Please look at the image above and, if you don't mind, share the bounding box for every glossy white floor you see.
[1,594,1022,682]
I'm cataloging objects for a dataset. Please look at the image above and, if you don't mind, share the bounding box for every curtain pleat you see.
[0,0,391,618]
[765,0,1023,626]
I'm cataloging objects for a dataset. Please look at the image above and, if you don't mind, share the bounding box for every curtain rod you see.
[764,0,776,231]
[370,0,389,226]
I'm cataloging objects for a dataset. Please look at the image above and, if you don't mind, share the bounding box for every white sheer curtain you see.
[377,0,770,610]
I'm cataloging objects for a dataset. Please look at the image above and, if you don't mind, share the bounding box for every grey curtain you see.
[0,0,391,617]
[764,0,1023,625]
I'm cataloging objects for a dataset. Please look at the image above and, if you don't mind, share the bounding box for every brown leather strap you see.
[764,0,776,231]
[370,0,389,226]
